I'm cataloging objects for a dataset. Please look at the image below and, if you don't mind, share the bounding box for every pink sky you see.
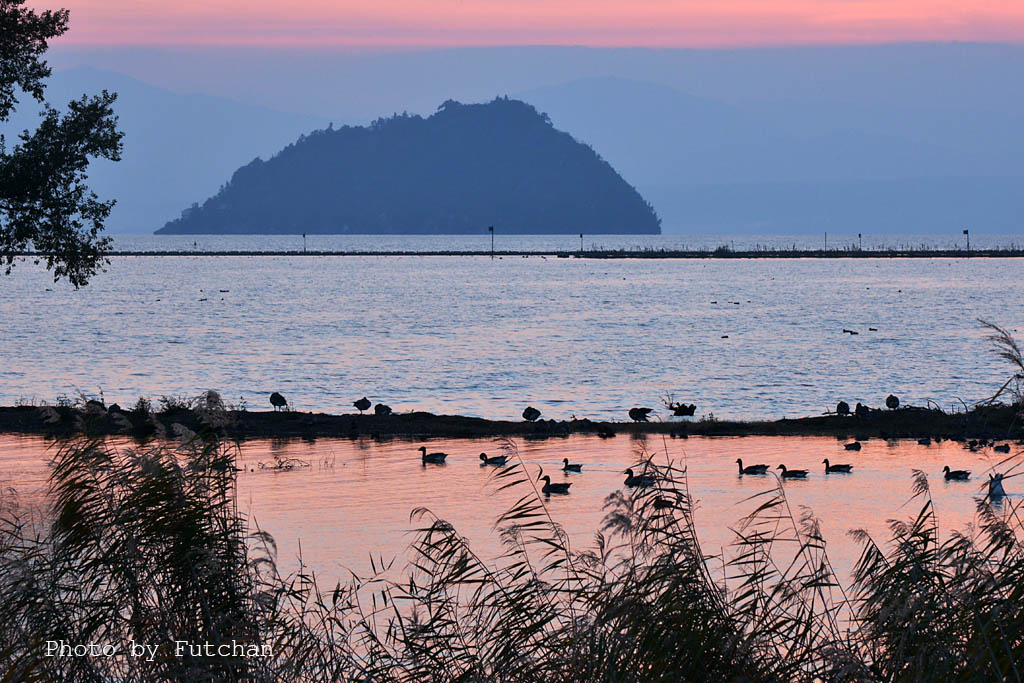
[42,0,1024,47]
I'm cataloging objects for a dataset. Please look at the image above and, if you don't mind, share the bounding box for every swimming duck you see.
[823,458,853,473]
[988,473,1007,497]
[844,441,862,451]
[418,446,447,464]
[539,475,572,494]
[777,465,808,479]
[624,468,656,487]
[943,466,970,481]
[479,452,508,466]
[994,443,1011,453]
[562,458,582,472]
[736,458,769,475]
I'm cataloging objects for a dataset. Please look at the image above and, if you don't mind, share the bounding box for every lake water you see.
[1,433,1018,585]
[0,235,1021,421]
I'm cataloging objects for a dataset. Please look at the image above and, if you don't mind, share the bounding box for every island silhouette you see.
[157,97,661,235]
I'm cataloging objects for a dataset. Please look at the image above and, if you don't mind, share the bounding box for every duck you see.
[522,406,542,422]
[628,407,654,422]
[269,392,287,411]
[562,458,582,472]
[777,464,808,479]
[917,437,931,446]
[823,458,853,473]
[539,475,572,495]
[374,403,392,416]
[479,452,508,466]
[994,443,1011,453]
[624,468,656,487]
[943,466,970,481]
[844,441,862,451]
[418,446,448,464]
[736,458,769,475]
[988,473,1007,497]
[353,397,371,414]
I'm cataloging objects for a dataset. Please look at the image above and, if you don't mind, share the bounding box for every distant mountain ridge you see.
[157,97,660,235]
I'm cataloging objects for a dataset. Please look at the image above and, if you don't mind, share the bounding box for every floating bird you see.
[844,441,862,451]
[868,327,878,331]
[886,394,900,410]
[918,437,932,446]
[736,458,769,475]
[836,401,850,416]
[629,407,654,422]
[842,329,859,335]
[374,403,392,416]
[522,406,542,422]
[777,465,808,479]
[994,443,1011,453]
[354,397,371,414]
[562,458,582,472]
[989,473,1007,497]
[823,458,853,473]
[269,392,287,411]
[479,452,508,466]
[539,475,572,495]
[418,446,448,464]
[624,468,656,487]
[943,466,970,481]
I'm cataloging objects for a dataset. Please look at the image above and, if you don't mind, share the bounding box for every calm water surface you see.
[0,246,1021,421]
[1,434,1018,584]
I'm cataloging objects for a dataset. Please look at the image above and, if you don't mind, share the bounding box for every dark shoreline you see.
[1,403,1019,443]
[9,248,1024,259]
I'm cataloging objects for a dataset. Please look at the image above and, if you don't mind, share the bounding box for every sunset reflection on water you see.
[2,433,1017,587]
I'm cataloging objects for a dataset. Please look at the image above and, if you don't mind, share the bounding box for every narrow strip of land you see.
[8,249,1024,259]
[1,403,1018,442]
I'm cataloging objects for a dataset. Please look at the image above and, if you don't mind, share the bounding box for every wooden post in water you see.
[489,225,494,259]
[963,228,970,256]
[580,233,583,254]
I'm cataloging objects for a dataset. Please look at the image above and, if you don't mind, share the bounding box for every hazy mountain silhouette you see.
[1,67,326,232]
[157,97,660,235]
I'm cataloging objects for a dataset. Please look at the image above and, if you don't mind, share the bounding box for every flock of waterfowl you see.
[268,393,1015,499]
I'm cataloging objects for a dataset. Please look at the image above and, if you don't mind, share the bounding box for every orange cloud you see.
[38,0,1024,47]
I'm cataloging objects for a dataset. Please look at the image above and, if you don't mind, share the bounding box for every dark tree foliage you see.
[0,0,122,287]
[158,97,661,235]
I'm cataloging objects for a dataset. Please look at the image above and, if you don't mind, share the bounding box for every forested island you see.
[157,98,660,235]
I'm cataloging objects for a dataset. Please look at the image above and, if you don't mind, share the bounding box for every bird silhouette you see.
[539,475,572,495]
[736,458,769,475]
[628,407,654,422]
[418,446,447,464]
[479,452,508,466]
[886,394,900,410]
[354,397,371,414]
[823,458,853,473]
[994,443,1011,453]
[522,406,541,422]
[269,392,287,411]
[624,468,656,487]
[562,458,582,472]
[777,465,808,479]
[988,473,1007,497]
[844,441,862,451]
[943,466,970,481]
[374,403,392,416]
[836,401,850,416]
